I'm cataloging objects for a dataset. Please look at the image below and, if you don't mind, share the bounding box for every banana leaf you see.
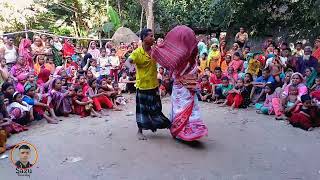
[107,6,121,29]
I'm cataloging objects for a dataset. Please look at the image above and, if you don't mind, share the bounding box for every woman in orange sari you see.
[207,43,221,72]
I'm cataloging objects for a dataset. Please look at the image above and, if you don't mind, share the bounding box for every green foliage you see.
[1,0,319,42]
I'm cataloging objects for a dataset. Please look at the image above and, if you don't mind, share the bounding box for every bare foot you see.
[308,127,314,131]
[137,132,147,140]
[219,103,227,107]
[113,107,123,111]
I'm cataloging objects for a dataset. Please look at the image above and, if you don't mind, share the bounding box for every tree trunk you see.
[140,7,144,32]
[117,0,122,19]
[139,0,154,31]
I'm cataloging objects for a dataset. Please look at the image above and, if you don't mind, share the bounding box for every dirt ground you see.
[1,95,320,180]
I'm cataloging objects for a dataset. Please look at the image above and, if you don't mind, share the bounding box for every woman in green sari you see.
[305,67,317,89]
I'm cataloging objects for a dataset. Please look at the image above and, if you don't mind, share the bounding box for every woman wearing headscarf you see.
[207,43,221,72]
[273,72,308,120]
[197,40,208,57]
[62,39,75,58]
[152,25,208,142]
[31,35,45,56]
[87,41,100,59]
[50,37,63,66]
[18,38,33,68]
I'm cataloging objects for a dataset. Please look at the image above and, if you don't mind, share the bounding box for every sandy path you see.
[1,96,320,180]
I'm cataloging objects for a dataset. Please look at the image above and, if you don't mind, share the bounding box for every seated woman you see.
[47,78,73,117]
[275,72,308,120]
[0,92,28,135]
[7,92,34,125]
[22,84,57,124]
[288,94,320,131]
[10,56,31,82]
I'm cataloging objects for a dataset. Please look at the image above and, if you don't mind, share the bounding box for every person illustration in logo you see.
[15,145,33,169]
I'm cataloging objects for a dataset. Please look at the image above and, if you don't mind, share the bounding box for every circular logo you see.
[10,141,38,170]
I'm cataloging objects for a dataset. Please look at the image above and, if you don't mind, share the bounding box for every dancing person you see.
[152,25,208,141]
[128,28,171,140]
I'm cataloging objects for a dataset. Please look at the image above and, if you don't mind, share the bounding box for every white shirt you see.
[108,56,120,69]
[4,45,17,64]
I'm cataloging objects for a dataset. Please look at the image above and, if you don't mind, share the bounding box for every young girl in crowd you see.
[26,73,39,93]
[310,76,320,92]
[16,73,28,94]
[198,75,213,102]
[246,53,261,78]
[85,78,114,113]
[45,55,56,74]
[87,59,100,79]
[256,84,279,115]
[48,78,73,117]
[229,52,244,73]
[98,48,111,78]
[225,66,238,85]
[73,86,101,118]
[108,48,120,82]
[221,78,248,109]
[199,53,208,74]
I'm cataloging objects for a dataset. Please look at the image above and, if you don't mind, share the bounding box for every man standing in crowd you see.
[0,35,18,70]
[234,27,249,48]
[128,28,171,140]
[297,46,318,74]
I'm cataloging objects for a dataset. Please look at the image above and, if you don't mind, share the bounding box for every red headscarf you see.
[18,38,33,67]
[151,25,198,77]
[37,69,51,85]
[63,39,75,57]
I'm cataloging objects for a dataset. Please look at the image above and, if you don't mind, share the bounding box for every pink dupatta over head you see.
[18,38,33,67]
[151,25,198,76]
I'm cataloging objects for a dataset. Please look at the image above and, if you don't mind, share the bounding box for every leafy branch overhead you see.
[0,0,319,41]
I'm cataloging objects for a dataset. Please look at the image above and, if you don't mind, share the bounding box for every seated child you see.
[23,84,57,124]
[310,76,320,92]
[213,76,233,103]
[73,86,100,118]
[255,84,280,115]
[197,75,213,102]
[288,94,320,131]
[16,73,28,94]
[159,74,173,97]
[88,59,100,79]
[221,78,248,109]
[85,78,114,113]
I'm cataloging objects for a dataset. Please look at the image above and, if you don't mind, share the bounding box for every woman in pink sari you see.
[152,25,208,141]
[18,38,33,67]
